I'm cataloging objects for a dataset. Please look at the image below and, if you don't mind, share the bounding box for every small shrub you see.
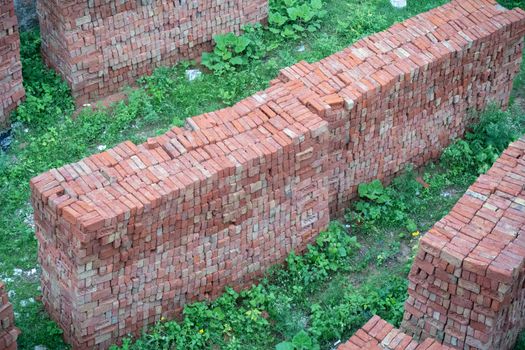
[348,178,417,233]
[268,0,326,39]
[441,104,525,178]
[13,30,74,129]
[276,330,320,350]
[202,32,260,74]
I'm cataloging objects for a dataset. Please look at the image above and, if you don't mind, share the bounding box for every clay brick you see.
[338,316,452,350]
[402,137,525,350]
[0,281,19,350]
[37,0,269,105]
[0,0,25,126]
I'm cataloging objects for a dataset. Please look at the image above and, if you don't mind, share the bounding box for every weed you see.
[269,0,327,39]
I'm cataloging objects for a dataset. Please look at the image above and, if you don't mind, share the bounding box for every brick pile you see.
[0,281,19,350]
[30,0,525,349]
[0,0,25,127]
[274,0,525,217]
[403,136,525,349]
[339,315,452,350]
[36,0,268,105]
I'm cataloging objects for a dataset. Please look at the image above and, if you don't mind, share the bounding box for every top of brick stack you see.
[338,315,453,350]
[30,0,525,242]
[420,136,525,285]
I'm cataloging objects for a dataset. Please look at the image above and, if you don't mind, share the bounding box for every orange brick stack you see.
[274,0,525,217]
[30,1,525,349]
[0,281,19,350]
[403,136,525,349]
[36,0,268,105]
[339,316,452,350]
[0,0,25,127]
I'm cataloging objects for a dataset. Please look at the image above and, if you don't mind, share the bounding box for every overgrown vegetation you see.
[1,0,524,349]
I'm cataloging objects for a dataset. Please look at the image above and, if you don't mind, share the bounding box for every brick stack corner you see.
[36,0,269,105]
[402,136,525,349]
[0,0,25,127]
[30,0,525,349]
[339,315,453,350]
[0,281,19,350]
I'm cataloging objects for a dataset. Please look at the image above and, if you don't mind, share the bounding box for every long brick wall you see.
[0,0,25,127]
[0,281,19,350]
[30,1,525,349]
[338,316,453,350]
[402,136,525,349]
[36,0,268,105]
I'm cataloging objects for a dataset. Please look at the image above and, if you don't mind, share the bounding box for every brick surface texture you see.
[402,135,525,349]
[0,281,19,350]
[339,315,453,350]
[0,0,25,127]
[36,0,269,105]
[30,1,525,349]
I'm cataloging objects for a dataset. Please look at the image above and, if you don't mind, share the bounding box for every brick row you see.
[36,0,268,105]
[0,281,19,350]
[339,315,453,350]
[0,0,25,127]
[403,137,525,349]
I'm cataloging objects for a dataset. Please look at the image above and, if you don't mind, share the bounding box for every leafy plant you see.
[269,0,327,39]
[441,104,525,179]
[276,330,320,350]
[351,179,415,230]
[202,30,265,74]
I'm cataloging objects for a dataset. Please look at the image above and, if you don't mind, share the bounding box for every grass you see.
[0,0,524,349]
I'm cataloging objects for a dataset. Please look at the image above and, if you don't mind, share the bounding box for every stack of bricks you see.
[403,136,525,349]
[273,0,525,217]
[339,315,452,350]
[30,0,525,349]
[0,0,25,127]
[36,0,268,105]
[0,281,19,350]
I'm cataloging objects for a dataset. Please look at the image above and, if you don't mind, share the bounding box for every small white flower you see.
[97,145,107,151]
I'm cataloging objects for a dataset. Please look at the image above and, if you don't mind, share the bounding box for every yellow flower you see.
[411,231,420,237]
[199,329,205,334]
[161,316,166,321]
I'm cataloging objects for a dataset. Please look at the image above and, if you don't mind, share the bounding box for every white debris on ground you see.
[186,69,202,81]
[390,0,406,8]
[441,190,452,198]
[20,298,35,307]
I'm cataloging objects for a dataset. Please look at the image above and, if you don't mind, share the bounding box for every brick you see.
[403,136,525,349]
[37,0,269,105]
[0,0,25,126]
[0,281,19,350]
